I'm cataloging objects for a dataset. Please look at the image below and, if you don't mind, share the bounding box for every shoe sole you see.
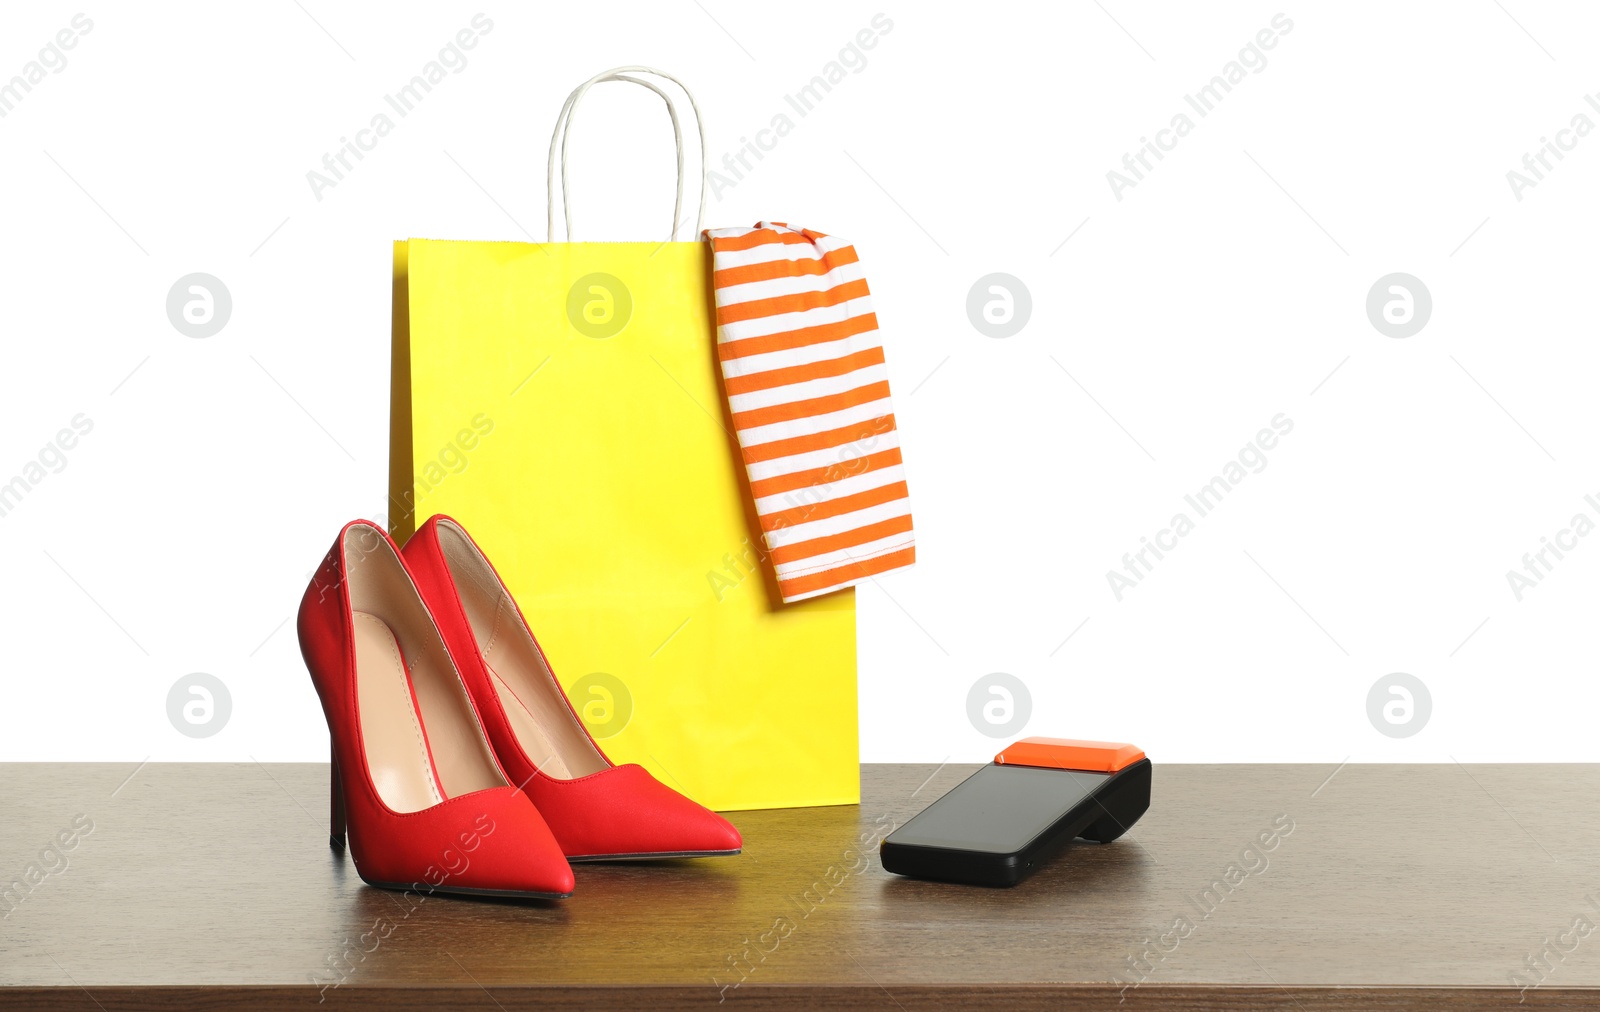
[359,876,573,900]
[567,848,742,863]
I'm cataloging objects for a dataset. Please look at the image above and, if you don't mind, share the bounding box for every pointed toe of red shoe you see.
[692,808,744,855]
[350,788,574,899]
[528,764,742,861]
[442,788,576,897]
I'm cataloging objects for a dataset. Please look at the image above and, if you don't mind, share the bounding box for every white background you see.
[2,1,1597,764]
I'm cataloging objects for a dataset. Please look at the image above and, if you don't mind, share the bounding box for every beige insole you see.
[434,520,607,782]
[479,596,601,781]
[352,611,444,813]
[488,665,574,779]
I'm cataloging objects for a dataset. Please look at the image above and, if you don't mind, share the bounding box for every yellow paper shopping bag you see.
[387,68,857,811]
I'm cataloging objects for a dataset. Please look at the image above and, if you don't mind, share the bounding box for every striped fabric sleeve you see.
[704,221,916,603]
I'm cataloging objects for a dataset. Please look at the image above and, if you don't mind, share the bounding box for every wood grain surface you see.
[3,762,1599,1009]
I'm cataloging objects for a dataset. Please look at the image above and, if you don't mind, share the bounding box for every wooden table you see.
[3,762,1599,1009]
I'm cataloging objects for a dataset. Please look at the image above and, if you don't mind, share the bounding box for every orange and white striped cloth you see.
[704,222,915,603]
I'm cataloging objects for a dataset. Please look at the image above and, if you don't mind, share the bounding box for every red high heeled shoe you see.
[401,515,743,861]
[297,520,575,897]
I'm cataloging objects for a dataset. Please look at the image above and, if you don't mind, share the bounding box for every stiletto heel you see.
[403,514,742,861]
[298,519,575,898]
[329,745,346,853]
